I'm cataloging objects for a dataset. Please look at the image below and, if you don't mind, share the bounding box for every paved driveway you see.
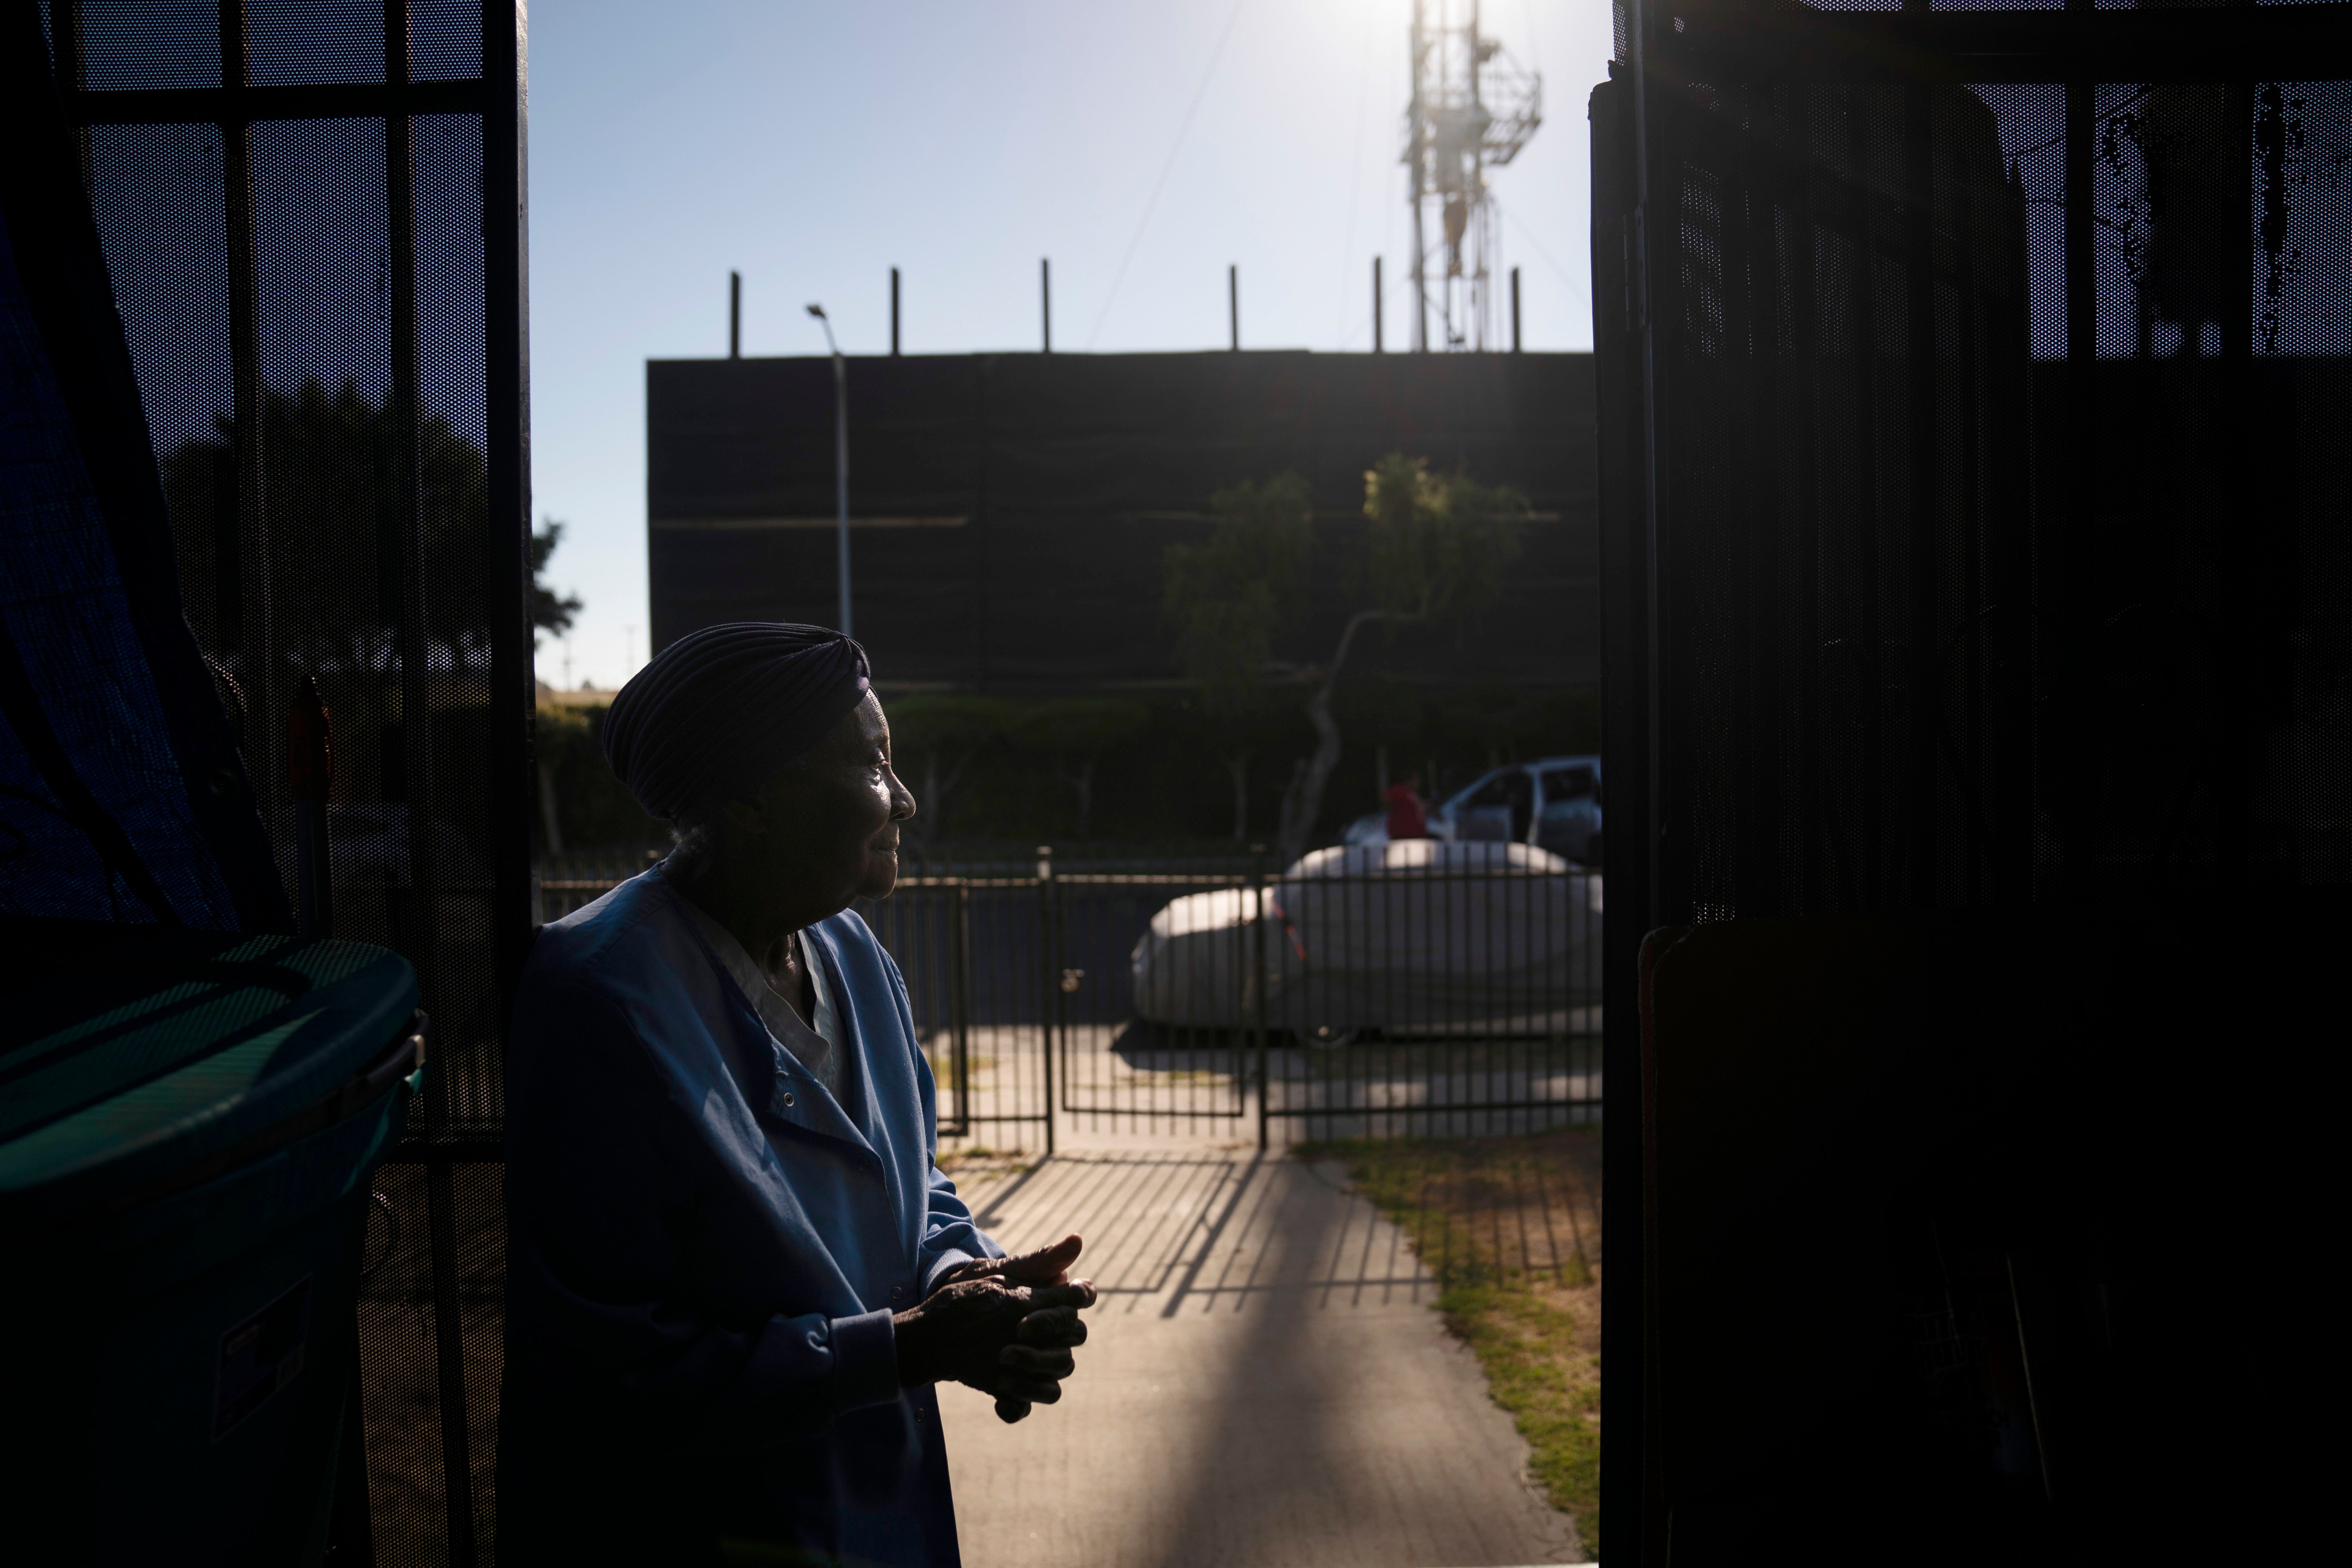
[937,1144,1585,1568]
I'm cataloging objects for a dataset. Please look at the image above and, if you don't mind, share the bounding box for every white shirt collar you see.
[675,894,844,1100]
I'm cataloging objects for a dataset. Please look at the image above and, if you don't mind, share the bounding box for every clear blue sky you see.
[530,0,1617,690]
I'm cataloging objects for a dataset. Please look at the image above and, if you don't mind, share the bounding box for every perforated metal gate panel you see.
[36,4,528,1561]
[1594,4,2352,1561]
[1597,2,2352,933]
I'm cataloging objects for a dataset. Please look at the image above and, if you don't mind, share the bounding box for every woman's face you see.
[742,692,917,916]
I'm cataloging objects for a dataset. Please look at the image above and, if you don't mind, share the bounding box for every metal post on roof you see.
[729,270,741,358]
[1512,265,1521,352]
[1040,258,1052,352]
[806,305,852,638]
[890,266,900,356]
[1374,256,1384,353]
[1229,264,1240,350]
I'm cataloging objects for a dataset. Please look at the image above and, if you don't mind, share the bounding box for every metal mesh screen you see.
[1,6,285,932]
[1600,5,2352,922]
[42,2,526,1559]
[1609,76,2037,922]
[248,0,387,85]
[70,0,222,89]
[1597,5,2352,1559]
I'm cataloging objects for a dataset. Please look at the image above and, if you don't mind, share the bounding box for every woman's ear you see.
[728,766,809,841]
[719,793,770,839]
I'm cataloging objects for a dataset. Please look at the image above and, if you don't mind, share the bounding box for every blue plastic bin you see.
[0,929,425,1567]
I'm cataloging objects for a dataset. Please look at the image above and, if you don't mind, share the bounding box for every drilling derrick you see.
[1403,0,1542,351]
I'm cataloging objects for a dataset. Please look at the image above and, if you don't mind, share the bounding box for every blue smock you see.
[498,867,1001,1566]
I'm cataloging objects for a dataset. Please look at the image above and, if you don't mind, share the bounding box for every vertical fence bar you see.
[1037,847,1056,1155]
[331,1243,377,1567]
[1252,844,1269,1151]
[385,0,436,1005]
[219,1,276,883]
[1905,81,1942,906]
[953,880,972,1135]
[1843,85,1888,908]
[383,7,471,1548]
[2060,64,2094,903]
[484,16,535,1555]
[423,1146,477,1566]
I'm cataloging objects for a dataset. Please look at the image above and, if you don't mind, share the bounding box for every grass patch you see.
[1282,1036,1599,1082]
[923,1051,998,1091]
[1298,1127,1602,1557]
[935,1147,1035,1182]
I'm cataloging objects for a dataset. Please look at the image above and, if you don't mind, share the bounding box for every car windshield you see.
[1543,766,1597,801]
[1458,771,1534,808]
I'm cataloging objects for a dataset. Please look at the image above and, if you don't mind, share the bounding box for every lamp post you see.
[805,303,851,639]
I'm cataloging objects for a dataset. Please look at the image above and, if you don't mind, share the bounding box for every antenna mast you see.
[1402,0,1541,352]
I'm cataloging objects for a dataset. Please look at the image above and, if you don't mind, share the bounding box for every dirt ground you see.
[355,1159,505,1568]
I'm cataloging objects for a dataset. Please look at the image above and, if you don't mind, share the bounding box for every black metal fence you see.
[540,844,1604,1151]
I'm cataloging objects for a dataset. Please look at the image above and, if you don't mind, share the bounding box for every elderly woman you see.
[500,624,1093,1566]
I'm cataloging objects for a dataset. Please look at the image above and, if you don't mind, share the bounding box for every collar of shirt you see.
[675,893,844,1100]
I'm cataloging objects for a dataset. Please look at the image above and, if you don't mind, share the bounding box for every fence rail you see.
[538,846,1602,1148]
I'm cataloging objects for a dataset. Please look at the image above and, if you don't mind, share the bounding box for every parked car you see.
[1343,755,1601,866]
[1130,838,1601,1038]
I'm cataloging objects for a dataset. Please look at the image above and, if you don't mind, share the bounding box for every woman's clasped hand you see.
[893,1234,1095,1423]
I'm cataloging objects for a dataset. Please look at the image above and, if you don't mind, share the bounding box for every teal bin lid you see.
[0,929,419,1217]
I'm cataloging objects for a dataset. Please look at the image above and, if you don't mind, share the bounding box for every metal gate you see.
[858,845,1599,1149]
[542,846,1605,1151]
[861,853,1260,1149]
[1594,4,2352,1561]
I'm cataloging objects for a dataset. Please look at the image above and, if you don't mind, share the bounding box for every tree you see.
[531,515,583,646]
[1160,456,1525,862]
[160,376,494,676]
[1162,473,1315,840]
[884,693,1022,853]
[1271,455,1525,864]
[1007,698,1151,839]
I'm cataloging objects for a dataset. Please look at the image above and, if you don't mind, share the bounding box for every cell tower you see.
[1402,0,1542,352]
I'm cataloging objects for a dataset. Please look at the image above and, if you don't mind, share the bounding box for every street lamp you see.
[806,303,851,639]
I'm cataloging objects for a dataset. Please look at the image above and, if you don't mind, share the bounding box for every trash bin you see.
[0,927,426,1568]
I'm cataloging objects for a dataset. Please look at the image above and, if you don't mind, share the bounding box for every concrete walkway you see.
[938,1142,1585,1568]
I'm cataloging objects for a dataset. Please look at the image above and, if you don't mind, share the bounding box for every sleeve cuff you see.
[921,1248,980,1299]
[828,1307,901,1413]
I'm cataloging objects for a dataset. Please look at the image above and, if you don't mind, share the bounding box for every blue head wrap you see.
[602,623,871,819]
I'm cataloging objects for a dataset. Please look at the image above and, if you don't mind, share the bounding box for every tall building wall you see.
[647,350,1598,693]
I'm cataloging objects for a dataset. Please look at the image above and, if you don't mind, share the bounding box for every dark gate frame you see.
[49,6,532,1562]
[1594,4,2349,1563]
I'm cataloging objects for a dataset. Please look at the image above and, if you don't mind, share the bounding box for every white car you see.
[1130,838,1601,1038]
[1344,755,1602,867]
